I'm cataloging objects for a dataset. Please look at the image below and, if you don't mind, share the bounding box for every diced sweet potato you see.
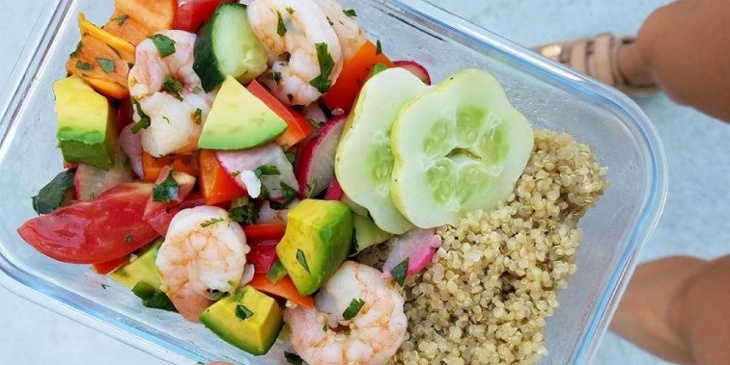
[78,13,135,62]
[66,35,130,99]
[102,10,153,46]
[115,0,177,33]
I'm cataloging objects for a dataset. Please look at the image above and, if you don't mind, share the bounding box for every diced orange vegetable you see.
[79,13,135,62]
[66,35,131,99]
[249,275,314,309]
[102,10,154,46]
[322,40,396,113]
[141,151,197,183]
[242,223,286,243]
[114,0,177,34]
[198,149,246,205]
[92,255,129,275]
[247,80,312,148]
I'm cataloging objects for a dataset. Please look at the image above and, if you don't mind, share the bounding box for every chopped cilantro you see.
[101,283,110,290]
[285,151,296,164]
[192,86,202,94]
[287,93,294,103]
[390,258,409,286]
[194,108,202,124]
[125,234,133,244]
[152,172,179,203]
[343,9,357,17]
[266,260,287,283]
[132,282,178,312]
[131,101,151,133]
[229,200,259,225]
[342,298,365,320]
[284,352,305,365]
[162,116,171,124]
[32,170,75,215]
[266,71,282,84]
[149,34,176,58]
[307,118,322,129]
[309,43,335,93]
[235,304,254,320]
[200,217,225,228]
[116,14,128,26]
[75,61,94,71]
[162,76,183,100]
[296,249,310,273]
[376,39,383,55]
[306,180,318,198]
[254,165,281,178]
[286,6,294,14]
[277,11,287,36]
[269,182,297,210]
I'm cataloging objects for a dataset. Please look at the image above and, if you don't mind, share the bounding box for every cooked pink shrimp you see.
[156,206,250,322]
[247,0,343,106]
[284,261,407,365]
[128,30,215,157]
[311,0,367,60]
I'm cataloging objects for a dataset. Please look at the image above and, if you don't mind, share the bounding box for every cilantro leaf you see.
[296,249,310,273]
[235,304,254,320]
[152,172,180,203]
[75,61,94,71]
[309,43,335,93]
[96,58,116,73]
[342,298,365,320]
[277,11,287,36]
[149,34,176,58]
[116,14,128,26]
[343,9,357,17]
[390,258,409,286]
[131,101,151,133]
[32,170,75,215]
[200,217,225,228]
[132,282,178,312]
[254,165,281,178]
[229,202,259,225]
[269,182,297,210]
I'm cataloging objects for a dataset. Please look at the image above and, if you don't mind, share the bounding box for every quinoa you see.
[358,129,609,365]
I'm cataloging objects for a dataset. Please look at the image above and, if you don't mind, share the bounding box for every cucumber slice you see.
[193,3,268,92]
[335,68,430,234]
[390,69,533,228]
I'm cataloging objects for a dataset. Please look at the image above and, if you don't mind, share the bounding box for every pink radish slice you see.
[304,102,327,126]
[294,115,347,198]
[393,60,432,85]
[257,199,300,225]
[74,156,134,201]
[324,179,344,200]
[119,124,143,178]
[216,143,299,200]
[382,228,441,279]
[142,165,196,221]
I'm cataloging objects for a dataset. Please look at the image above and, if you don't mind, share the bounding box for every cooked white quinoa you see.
[358,129,609,365]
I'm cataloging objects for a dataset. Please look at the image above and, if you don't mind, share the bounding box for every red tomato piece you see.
[247,240,279,274]
[242,223,286,242]
[175,0,233,33]
[142,165,196,225]
[17,183,160,264]
[91,255,130,275]
[144,191,206,236]
[198,149,246,205]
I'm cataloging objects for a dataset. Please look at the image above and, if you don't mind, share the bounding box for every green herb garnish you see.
[277,11,287,36]
[390,258,408,286]
[296,249,310,273]
[152,172,179,202]
[194,108,202,124]
[309,43,335,93]
[368,63,388,79]
[306,180,318,198]
[200,217,225,228]
[266,71,282,84]
[75,61,94,71]
[286,6,294,14]
[192,86,202,94]
[342,298,365,320]
[149,34,176,58]
[287,93,294,103]
[307,118,322,129]
[163,76,183,100]
[284,351,305,365]
[376,39,383,55]
[343,9,357,17]
[125,234,133,244]
[270,182,297,210]
[254,165,281,178]
[31,170,75,215]
[235,304,254,320]
[266,260,288,283]
[131,101,151,133]
[101,283,110,290]
[116,14,128,26]
[229,199,259,225]
[132,282,178,312]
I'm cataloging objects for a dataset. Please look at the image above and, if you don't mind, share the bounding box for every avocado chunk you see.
[109,239,162,290]
[53,76,117,170]
[200,286,284,355]
[350,214,392,256]
[276,199,353,296]
[197,76,287,150]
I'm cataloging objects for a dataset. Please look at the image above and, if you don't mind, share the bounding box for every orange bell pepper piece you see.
[321,40,396,113]
[198,149,246,205]
[249,274,314,309]
[141,151,197,183]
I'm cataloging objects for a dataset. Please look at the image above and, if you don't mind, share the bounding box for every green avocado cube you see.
[109,240,162,290]
[200,286,284,356]
[197,75,287,150]
[53,76,117,170]
[276,199,353,296]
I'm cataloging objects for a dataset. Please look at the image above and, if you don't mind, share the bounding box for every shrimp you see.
[311,0,367,60]
[284,261,407,365]
[156,206,250,322]
[247,0,343,106]
[128,30,215,157]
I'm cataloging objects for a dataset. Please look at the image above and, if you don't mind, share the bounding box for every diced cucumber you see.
[193,3,268,92]
[390,69,534,228]
[335,68,430,234]
[350,214,392,256]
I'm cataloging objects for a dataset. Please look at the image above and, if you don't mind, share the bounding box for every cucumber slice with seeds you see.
[390,69,533,228]
[193,3,268,92]
[335,68,430,234]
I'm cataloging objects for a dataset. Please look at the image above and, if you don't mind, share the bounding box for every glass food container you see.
[0,0,668,363]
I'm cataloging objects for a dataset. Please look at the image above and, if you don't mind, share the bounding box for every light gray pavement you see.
[3,0,729,364]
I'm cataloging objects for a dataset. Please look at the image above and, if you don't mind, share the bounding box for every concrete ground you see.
[2,0,729,364]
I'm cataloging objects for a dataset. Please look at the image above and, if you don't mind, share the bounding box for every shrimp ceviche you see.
[17,0,609,364]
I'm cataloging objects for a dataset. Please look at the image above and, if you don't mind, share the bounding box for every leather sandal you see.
[533,33,659,95]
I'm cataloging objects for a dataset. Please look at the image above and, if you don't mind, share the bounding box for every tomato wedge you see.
[247,80,312,147]
[175,0,234,33]
[247,240,279,274]
[144,191,206,236]
[242,223,286,242]
[249,275,314,308]
[17,183,160,264]
[92,255,129,275]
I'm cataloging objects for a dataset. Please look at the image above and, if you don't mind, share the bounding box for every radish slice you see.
[257,199,300,225]
[216,143,299,200]
[393,60,432,85]
[142,165,196,223]
[119,124,143,178]
[304,102,327,127]
[74,154,134,201]
[382,228,441,279]
[324,179,344,200]
[294,115,347,198]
